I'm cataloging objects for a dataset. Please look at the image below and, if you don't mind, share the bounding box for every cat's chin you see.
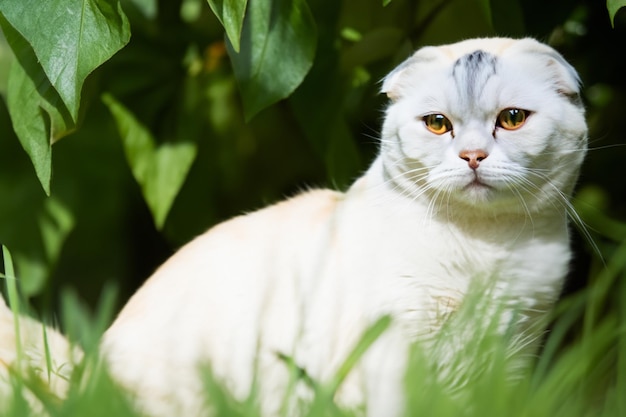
[460,181,495,204]
[450,177,519,209]
[451,183,529,214]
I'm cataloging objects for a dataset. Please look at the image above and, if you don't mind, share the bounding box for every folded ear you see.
[514,38,582,104]
[545,51,582,103]
[381,46,440,102]
[381,56,416,102]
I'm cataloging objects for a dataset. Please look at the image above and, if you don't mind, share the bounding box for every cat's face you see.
[380,38,587,216]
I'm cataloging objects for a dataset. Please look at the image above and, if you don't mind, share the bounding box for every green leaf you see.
[18,197,74,297]
[61,285,118,351]
[38,198,75,279]
[2,245,20,311]
[207,0,248,53]
[5,63,53,194]
[102,93,197,229]
[382,0,393,6]
[0,14,75,194]
[0,0,130,121]
[607,0,626,26]
[128,0,158,19]
[0,0,130,194]
[226,0,317,121]
[2,245,23,368]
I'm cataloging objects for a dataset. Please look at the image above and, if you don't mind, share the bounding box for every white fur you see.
[0,296,77,411]
[96,37,587,416]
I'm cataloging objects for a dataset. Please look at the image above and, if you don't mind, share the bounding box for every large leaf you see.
[0,15,74,194]
[5,63,53,194]
[607,0,626,26]
[0,0,130,194]
[102,93,197,229]
[207,0,248,52]
[0,0,130,121]
[226,0,317,120]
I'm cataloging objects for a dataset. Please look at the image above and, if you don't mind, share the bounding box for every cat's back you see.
[145,187,341,282]
[101,188,346,411]
[106,187,344,332]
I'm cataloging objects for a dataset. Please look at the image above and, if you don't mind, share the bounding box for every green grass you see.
[1,236,625,417]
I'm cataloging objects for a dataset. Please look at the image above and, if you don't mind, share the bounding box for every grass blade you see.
[2,245,23,369]
[327,315,392,396]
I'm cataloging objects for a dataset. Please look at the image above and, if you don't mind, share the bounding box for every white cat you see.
[2,37,588,416]
[101,37,588,416]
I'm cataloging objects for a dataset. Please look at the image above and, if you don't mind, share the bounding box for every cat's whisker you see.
[522,140,619,162]
[516,169,603,262]
[425,183,447,227]
[368,174,439,220]
[585,142,626,152]
[377,138,398,145]
[375,165,434,193]
[530,148,587,156]
[422,175,456,223]
[506,169,564,211]
[371,171,431,207]
[502,178,535,231]
[369,164,444,211]
[444,183,456,223]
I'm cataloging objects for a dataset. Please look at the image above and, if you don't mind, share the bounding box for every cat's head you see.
[379,38,587,216]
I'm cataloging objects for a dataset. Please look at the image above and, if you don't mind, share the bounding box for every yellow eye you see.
[423,114,453,135]
[496,108,530,130]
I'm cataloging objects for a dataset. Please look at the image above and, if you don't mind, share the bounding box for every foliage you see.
[227,0,316,120]
[607,0,626,26]
[102,93,197,229]
[207,0,248,52]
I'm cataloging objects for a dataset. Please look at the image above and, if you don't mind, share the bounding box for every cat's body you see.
[101,38,587,416]
[103,179,572,416]
[0,37,588,416]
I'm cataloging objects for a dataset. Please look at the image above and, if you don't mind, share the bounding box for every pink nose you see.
[459,150,488,170]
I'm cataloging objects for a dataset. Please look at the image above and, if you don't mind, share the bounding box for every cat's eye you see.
[423,114,453,135]
[496,108,530,130]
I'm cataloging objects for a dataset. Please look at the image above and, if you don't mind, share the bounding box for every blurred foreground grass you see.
[1,221,625,417]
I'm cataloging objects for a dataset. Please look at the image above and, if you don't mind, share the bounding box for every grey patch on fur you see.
[558,89,583,106]
[452,50,498,105]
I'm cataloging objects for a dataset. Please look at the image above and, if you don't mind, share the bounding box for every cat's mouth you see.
[460,175,496,202]
[463,175,493,190]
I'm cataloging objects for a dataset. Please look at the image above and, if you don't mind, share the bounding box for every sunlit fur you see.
[97,38,588,417]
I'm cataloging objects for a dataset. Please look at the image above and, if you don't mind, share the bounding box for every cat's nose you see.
[459,149,488,170]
